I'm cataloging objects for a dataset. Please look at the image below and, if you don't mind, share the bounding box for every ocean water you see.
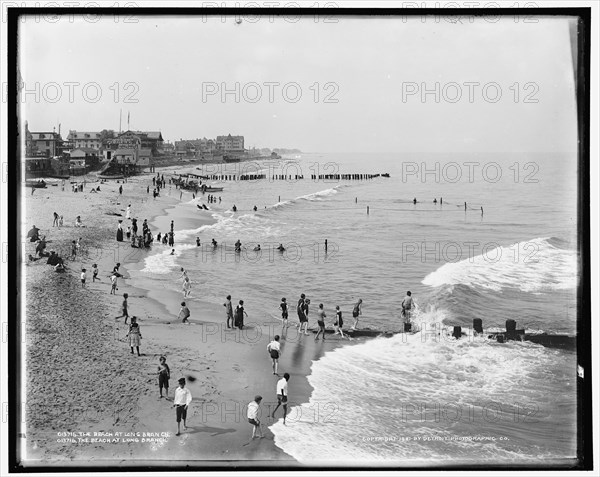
[137,152,579,464]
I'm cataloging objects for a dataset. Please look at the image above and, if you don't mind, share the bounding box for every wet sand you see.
[22,169,361,468]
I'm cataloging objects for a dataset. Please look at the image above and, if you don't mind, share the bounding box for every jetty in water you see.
[325,319,576,351]
[195,168,391,182]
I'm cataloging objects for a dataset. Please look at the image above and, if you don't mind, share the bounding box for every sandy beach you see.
[22,168,364,468]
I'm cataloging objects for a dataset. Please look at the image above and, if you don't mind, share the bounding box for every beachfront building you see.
[216,134,244,153]
[69,148,100,175]
[175,140,197,156]
[67,130,103,150]
[141,131,164,154]
[26,122,63,158]
[25,157,52,178]
[159,141,175,155]
[175,137,217,157]
[138,148,152,166]
[114,148,136,164]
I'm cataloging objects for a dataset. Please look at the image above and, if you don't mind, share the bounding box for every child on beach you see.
[247,396,264,439]
[157,356,171,399]
[334,306,346,339]
[59,215,63,227]
[116,293,129,324]
[178,302,190,324]
[271,373,290,424]
[70,241,77,260]
[110,273,118,294]
[267,335,281,375]
[80,269,86,287]
[126,316,142,356]
[315,304,327,341]
[223,295,234,328]
[182,277,191,297]
[279,298,288,332]
[92,264,98,282]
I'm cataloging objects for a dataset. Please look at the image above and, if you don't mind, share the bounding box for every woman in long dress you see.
[116,220,124,242]
[126,316,142,356]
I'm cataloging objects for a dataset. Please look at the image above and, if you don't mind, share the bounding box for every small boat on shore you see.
[202,186,224,193]
[26,180,47,188]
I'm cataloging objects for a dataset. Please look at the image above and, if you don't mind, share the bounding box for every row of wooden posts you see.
[200,174,380,181]
[402,318,574,350]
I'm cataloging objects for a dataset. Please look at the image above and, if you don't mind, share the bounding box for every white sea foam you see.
[421,237,577,293]
[270,304,575,463]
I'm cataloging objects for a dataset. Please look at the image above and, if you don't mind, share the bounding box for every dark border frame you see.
[7,6,593,473]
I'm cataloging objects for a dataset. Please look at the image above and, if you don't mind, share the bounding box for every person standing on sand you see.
[157,356,171,399]
[247,396,264,439]
[116,220,124,242]
[80,268,86,288]
[59,215,63,227]
[351,299,363,330]
[53,212,59,227]
[315,304,327,341]
[126,316,142,356]
[271,373,290,424]
[179,301,191,324]
[115,293,129,324]
[224,295,234,328]
[296,294,306,329]
[267,335,281,375]
[173,378,192,436]
[126,204,131,220]
[235,300,248,329]
[70,240,77,260]
[119,184,123,195]
[92,264,98,282]
[300,299,310,335]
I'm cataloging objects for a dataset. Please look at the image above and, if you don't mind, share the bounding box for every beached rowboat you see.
[26,180,47,188]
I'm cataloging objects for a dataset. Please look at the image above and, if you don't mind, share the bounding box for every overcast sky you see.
[19,14,578,153]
